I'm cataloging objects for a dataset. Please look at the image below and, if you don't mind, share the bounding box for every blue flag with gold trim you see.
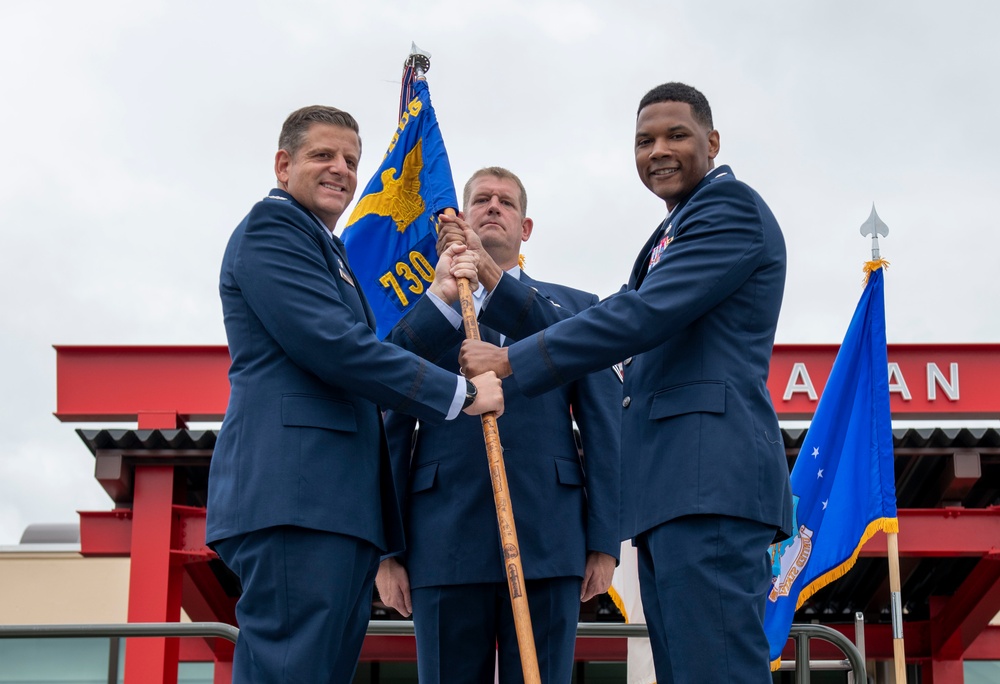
[763,263,898,668]
[342,77,457,338]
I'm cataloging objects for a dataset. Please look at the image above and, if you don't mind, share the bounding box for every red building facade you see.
[54,344,1000,683]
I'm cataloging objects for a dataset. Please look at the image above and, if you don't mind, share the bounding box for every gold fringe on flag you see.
[862,258,890,285]
[797,517,899,610]
[518,253,526,270]
[607,586,628,623]
[769,516,899,671]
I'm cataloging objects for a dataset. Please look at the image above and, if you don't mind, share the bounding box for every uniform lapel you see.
[276,188,379,332]
[629,218,668,289]
[329,232,377,331]
[629,166,732,290]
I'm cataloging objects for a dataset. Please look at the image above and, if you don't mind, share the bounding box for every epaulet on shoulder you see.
[705,171,755,201]
[249,193,304,225]
[254,195,295,211]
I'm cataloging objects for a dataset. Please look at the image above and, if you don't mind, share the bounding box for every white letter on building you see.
[927,362,960,401]
[887,363,912,401]
[784,362,818,401]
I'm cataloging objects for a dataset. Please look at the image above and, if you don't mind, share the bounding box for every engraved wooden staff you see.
[446,208,541,684]
[410,45,539,680]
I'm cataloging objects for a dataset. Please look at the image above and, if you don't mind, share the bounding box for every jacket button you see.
[623,357,633,366]
[622,396,631,408]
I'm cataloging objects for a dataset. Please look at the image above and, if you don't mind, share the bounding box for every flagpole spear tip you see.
[406,42,431,78]
[859,203,889,260]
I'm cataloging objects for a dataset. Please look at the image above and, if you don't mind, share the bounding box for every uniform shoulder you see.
[703,166,756,197]
[685,166,769,215]
[246,191,315,230]
[522,276,598,309]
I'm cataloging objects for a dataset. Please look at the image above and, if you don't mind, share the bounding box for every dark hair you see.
[637,83,713,129]
[278,105,361,155]
[462,167,528,217]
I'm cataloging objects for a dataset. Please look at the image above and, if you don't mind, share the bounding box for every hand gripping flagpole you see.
[861,204,906,683]
[409,46,541,684]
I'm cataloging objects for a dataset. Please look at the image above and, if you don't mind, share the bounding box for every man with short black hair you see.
[460,84,793,683]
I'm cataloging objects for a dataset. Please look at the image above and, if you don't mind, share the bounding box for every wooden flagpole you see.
[887,532,907,683]
[411,43,538,680]
[449,207,541,683]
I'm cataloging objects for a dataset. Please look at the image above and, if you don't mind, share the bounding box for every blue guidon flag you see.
[342,73,458,339]
[763,261,899,669]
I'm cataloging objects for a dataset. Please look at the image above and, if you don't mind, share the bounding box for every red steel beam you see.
[54,344,1000,423]
[966,625,1000,660]
[54,345,230,423]
[931,554,1000,659]
[924,658,965,683]
[815,623,1000,662]
[182,563,238,628]
[816,622,930,660]
[171,505,215,562]
[79,505,215,559]
[124,466,182,684]
[359,636,416,662]
[79,510,132,556]
[358,636,626,662]
[861,508,1000,558]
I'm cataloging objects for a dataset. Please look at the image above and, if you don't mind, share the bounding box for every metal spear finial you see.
[859,203,889,260]
[406,42,431,77]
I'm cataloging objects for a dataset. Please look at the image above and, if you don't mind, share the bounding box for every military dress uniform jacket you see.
[385,272,622,588]
[504,167,794,543]
[208,189,459,554]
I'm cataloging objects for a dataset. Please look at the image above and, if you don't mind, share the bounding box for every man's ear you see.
[274,149,291,186]
[521,217,534,243]
[707,129,720,161]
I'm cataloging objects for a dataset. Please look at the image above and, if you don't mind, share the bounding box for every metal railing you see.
[0,622,238,642]
[369,620,867,683]
[0,620,865,683]
[782,622,867,683]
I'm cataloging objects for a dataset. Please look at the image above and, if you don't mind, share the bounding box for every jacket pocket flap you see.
[281,394,358,432]
[649,381,726,419]
[410,462,439,493]
[555,458,585,486]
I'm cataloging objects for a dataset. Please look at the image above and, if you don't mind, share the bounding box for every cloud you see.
[1,0,999,543]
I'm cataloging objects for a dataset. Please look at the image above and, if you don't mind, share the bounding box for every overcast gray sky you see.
[1,1,997,545]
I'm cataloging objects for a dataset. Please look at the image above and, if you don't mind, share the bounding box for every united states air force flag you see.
[764,263,898,668]
[342,77,458,338]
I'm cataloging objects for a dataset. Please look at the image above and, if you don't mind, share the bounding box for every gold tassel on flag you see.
[863,258,890,284]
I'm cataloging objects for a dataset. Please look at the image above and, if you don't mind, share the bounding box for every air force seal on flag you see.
[768,495,814,601]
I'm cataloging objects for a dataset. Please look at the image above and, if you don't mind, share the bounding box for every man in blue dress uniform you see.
[377,167,621,683]
[207,106,503,682]
[460,85,794,683]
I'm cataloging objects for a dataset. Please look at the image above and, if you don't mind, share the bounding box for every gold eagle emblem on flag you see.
[347,139,425,233]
